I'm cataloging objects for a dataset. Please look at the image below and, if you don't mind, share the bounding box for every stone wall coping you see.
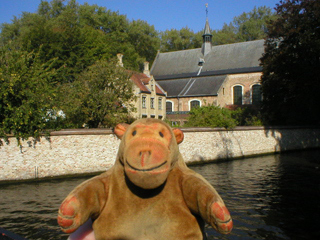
[180,125,320,132]
[49,128,114,136]
[48,125,320,136]
[4,125,319,138]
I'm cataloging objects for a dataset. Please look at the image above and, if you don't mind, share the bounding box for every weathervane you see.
[206,3,208,18]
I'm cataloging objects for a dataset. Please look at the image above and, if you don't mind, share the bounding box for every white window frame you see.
[166,100,174,112]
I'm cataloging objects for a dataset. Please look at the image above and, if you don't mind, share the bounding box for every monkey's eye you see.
[159,132,164,138]
[132,130,137,136]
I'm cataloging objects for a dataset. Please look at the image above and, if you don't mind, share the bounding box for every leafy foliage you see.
[160,27,202,52]
[57,59,136,128]
[0,45,58,142]
[0,0,160,75]
[185,105,263,128]
[128,20,160,64]
[261,0,320,125]
[0,0,158,141]
[231,106,263,126]
[212,6,276,45]
[159,6,275,52]
[185,105,237,129]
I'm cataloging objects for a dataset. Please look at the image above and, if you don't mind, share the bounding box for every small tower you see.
[201,4,212,56]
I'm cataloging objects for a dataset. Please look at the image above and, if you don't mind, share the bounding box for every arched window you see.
[233,85,243,105]
[252,84,262,105]
[189,100,201,110]
[166,101,173,112]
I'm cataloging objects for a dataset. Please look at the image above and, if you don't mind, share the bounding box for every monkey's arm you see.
[58,172,110,234]
[181,172,233,234]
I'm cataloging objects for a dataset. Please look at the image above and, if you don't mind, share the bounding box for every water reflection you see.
[265,152,320,239]
[1,150,319,240]
[0,180,78,239]
[193,154,288,240]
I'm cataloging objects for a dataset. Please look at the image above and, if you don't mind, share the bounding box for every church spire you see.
[201,3,212,56]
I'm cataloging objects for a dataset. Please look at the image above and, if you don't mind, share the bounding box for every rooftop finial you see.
[206,3,208,18]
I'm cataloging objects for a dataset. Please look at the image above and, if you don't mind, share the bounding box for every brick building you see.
[150,17,264,124]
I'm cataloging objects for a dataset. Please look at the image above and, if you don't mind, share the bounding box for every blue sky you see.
[0,0,280,32]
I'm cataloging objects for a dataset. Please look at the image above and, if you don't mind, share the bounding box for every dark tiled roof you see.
[151,39,264,80]
[155,82,166,96]
[158,75,227,97]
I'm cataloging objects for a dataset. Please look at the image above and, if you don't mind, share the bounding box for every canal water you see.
[1,149,320,240]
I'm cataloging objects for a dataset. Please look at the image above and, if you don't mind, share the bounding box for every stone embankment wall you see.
[1,126,320,182]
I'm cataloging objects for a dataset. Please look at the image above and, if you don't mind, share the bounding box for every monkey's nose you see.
[139,151,151,167]
[139,151,151,156]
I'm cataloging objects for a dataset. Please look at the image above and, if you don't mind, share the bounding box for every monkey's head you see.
[114,118,184,189]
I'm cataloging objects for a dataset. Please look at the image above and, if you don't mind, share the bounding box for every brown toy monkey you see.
[58,118,232,239]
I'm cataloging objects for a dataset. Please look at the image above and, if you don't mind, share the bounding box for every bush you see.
[185,105,237,129]
[231,106,263,126]
[184,105,263,128]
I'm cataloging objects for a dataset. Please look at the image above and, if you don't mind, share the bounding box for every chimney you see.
[143,61,150,76]
[117,53,124,67]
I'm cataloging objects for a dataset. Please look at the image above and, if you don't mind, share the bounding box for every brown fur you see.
[58,118,232,239]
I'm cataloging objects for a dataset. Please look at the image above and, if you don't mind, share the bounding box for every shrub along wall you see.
[1,126,320,183]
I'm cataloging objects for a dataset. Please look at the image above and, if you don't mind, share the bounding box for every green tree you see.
[58,59,136,128]
[0,0,161,76]
[212,23,238,45]
[0,45,58,143]
[213,6,276,45]
[1,0,96,83]
[128,20,160,64]
[160,27,202,52]
[0,0,163,135]
[158,6,275,51]
[234,6,275,41]
[260,0,320,125]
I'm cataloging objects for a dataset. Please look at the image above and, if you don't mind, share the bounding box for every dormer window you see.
[198,58,205,66]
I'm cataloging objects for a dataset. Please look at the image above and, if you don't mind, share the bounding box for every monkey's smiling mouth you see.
[126,160,167,172]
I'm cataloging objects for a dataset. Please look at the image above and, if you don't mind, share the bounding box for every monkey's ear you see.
[114,123,129,139]
[172,128,184,144]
